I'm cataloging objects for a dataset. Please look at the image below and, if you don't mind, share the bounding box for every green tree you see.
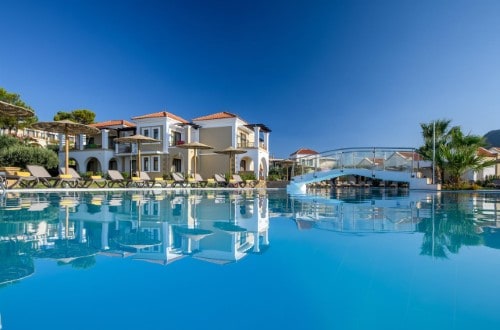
[0,87,38,134]
[440,127,495,186]
[53,111,73,121]
[418,193,483,259]
[419,120,495,187]
[418,119,451,183]
[54,109,95,124]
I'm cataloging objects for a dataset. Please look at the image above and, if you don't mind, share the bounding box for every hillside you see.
[484,129,500,147]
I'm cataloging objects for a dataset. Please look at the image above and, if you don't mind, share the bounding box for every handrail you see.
[291,147,422,178]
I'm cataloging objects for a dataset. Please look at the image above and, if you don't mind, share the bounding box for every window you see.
[152,128,160,140]
[152,156,160,172]
[239,134,248,148]
[142,128,150,137]
[142,156,160,172]
[170,131,182,146]
[143,157,150,172]
[173,158,182,173]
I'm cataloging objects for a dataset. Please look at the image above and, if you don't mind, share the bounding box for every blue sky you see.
[1,0,499,158]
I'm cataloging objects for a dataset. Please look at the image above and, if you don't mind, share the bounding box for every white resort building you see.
[55,111,271,180]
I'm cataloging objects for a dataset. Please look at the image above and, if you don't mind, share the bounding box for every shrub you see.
[0,135,21,149]
[239,172,256,181]
[0,145,59,169]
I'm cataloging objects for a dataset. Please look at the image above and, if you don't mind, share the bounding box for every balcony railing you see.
[238,142,267,150]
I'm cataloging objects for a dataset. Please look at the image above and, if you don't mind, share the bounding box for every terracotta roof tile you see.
[398,151,423,161]
[90,120,136,128]
[192,111,238,121]
[290,148,319,156]
[477,147,497,157]
[132,111,189,123]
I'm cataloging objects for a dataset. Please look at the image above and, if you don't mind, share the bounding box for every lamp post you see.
[432,121,436,185]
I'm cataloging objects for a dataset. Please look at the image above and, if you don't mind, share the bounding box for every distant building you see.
[289,148,319,169]
[463,147,500,182]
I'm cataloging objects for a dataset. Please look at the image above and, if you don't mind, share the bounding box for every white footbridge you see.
[286,147,440,194]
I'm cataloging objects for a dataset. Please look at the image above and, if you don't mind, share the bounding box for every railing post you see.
[372,147,376,177]
[411,149,415,177]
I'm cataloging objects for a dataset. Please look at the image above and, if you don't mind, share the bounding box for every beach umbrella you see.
[0,100,35,118]
[32,120,100,175]
[213,221,247,234]
[174,226,213,241]
[214,146,247,177]
[176,141,213,177]
[114,134,160,174]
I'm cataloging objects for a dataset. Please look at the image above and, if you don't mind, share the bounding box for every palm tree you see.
[418,119,452,183]
[440,127,495,186]
[419,120,495,187]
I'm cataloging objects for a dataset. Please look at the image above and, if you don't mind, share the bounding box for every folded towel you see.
[16,171,31,177]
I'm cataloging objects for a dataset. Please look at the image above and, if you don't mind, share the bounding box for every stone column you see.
[102,129,109,149]
[101,222,109,250]
[253,126,260,148]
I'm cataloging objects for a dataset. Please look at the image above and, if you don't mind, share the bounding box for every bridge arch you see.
[287,147,439,194]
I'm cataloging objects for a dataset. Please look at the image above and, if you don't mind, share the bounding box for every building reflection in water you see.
[287,189,500,259]
[1,189,500,285]
[0,190,271,283]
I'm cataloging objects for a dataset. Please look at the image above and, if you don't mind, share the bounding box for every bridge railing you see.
[291,147,425,178]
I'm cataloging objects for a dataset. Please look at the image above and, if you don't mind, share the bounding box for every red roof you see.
[290,148,319,156]
[398,151,423,161]
[132,111,189,123]
[90,120,136,128]
[477,147,497,157]
[193,111,239,121]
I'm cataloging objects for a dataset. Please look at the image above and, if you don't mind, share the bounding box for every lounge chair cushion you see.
[16,171,31,177]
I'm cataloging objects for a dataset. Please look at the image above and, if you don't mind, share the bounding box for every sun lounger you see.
[107,170,145,188]
[61,168,107,188]
[27,165,78,188]
[137,171,168,188]
[214,173,228,187]
[171,172,187,187]
[488,179,500,189]
[0,171,6,192]
[230,174,246,188]
[2,170,38,189]
[190,173,208,187]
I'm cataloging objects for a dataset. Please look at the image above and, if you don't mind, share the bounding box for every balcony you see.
[84,144,102,150]
[171,140,185,147]
[237,142,267,151]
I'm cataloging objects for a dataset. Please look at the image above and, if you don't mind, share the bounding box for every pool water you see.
[1,188,500,329]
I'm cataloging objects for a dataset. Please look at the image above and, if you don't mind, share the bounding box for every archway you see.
[86,157,102,174]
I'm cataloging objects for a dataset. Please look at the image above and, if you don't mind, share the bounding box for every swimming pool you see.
[1,188,500,329]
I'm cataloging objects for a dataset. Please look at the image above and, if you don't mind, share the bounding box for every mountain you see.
[484,129,500,147]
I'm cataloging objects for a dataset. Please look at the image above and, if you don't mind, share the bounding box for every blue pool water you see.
[1,188,500,329]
